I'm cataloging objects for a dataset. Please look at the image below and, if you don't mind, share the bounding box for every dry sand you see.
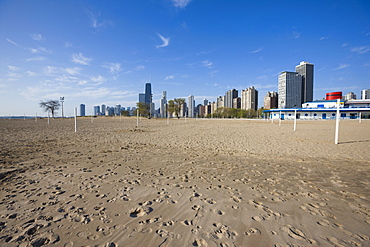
[0,117,369,247]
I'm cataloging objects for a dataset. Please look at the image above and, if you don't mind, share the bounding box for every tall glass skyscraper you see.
[80,104,85,116]
[188,95,195,118]
[295,61,314,104]
[278,71,302,109]
[145,83,152,106]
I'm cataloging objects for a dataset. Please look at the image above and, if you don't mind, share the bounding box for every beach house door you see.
[322,113,326,119]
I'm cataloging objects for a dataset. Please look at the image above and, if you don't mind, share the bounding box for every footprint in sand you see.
[281,225,316,244]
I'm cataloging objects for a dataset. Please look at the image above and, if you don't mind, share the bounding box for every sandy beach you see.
[1,117,369,247]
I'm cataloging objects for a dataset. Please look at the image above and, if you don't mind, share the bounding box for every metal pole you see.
[294,109,297,131]
[35,113,37,122]
[359,112,362,124]
[279,111,282,126]
[335,99,340,144]
[48,111,50,125]
[74,107,77,132]
[136,109,139,127]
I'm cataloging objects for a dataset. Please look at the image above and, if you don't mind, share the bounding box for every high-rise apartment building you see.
[224,89,238,108]
[101,104,106,116]
[241,86,258,110]
[344,92,356,101]
[295,61,314,104]
[80,104,85,116]
[187,95,195,117]
[217,96,224,109]
[160,91,167,118]
[264,91,278,109]
[114,104,121,116]
[139,93,145,103]
[361,89,370,99]
[203,99,208,106]
[94,106,100,116]
[233,97,241,109]
[278,72,302,108]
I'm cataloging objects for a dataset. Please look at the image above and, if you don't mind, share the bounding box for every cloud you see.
[64,67,82,75]
[171,0,192,8]
[156,33,170,48]
[6,38,20,47]
[25,56,47,62]
[27,71,38,76]
[293,31,300,39]
[165,75,175,80]
[333,64,350,70]
[65,42,73,48]
[30,46,51,54]
[31,33,44,41]
[8,66,20,71]
[90,75,107,85]
[202,60,213,68]
[102,63,122,74]
[71,53,92,65]
[319,37,329,40]
[250,47,263,54]
[43,66,59,75]
[86,9,112,30]
[350,45,370,54]
[136,65,145,70]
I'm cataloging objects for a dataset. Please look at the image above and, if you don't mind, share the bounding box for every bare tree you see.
[39,100,61,118]
[168,98,185,119]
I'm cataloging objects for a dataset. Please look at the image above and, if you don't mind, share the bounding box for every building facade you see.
[80,104,85,116]
[94,106,100,116]
[145,83,152,106]
[278,71,302,108]
[224,89,238,108]
[295,61,314,104]
[361,89,370,100]
[241,86,258,110]
[344,92,356,101]
[101,104,106,116]
[188,95,195,117]
[160,91,167,118]
[264,91,278,109]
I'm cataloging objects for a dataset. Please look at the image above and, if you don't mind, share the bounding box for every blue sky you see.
[1,0,369,116]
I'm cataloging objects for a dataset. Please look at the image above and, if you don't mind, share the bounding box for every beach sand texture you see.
[1,118,369,247]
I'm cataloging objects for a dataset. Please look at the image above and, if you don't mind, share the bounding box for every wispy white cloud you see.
[27,71,38,76]
[333,64,350,70]
[64,67,82,75]
[171,0,192,8]
[250,47,263,54]
[136,65,145,70]
[31,33,44,41]
[202,60,213,68]
[165,75,175,80]
[43,66,59,75]
[8,65,20,71]
[30,46,51,54]
[350,45,370,54]
[319,37,329,40]
[156,33,170,48]
[102,63,122,74]
[65,42,73,48]
[90,75,107,85]
[86,9,112,30]
[6,38,20,47]
[293,31,300,39]
[71,53,92,65]
[24,56,47,62]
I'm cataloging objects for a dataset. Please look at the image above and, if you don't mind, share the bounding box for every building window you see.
[305,114,308,116]
[314,113,317,116]
[332,113,335,116]
[288,114,291,116]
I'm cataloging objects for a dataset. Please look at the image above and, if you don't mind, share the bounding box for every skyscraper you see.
[224,89,238,108]
[160,91,167,118]
[145,82,152,106]
[241,86,258,110]
[80,104,85,116]
[94,105,100,116]
[203,99,208,106]
[101,104,106,116]
[295,61,314,104]
[361,89,370,99]
[188,95,195,118]
[264,91,278,109]
[278,71,302,108]
[139,93,145,103]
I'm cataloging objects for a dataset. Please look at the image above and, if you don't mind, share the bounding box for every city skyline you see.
[1,1,369,116]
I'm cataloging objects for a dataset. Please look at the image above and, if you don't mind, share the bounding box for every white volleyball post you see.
[136,109,139,127]
[74,107,78,132]
[35,113,37,122]
[91,115,93,123]
[120,112,122,122]
[294,109,297,131]
[48,111,50,125]
[359,112,362,124]
[335,99,340,144]
[279,111,282,126]
[24,114,26,120]
[167,114,169,125]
